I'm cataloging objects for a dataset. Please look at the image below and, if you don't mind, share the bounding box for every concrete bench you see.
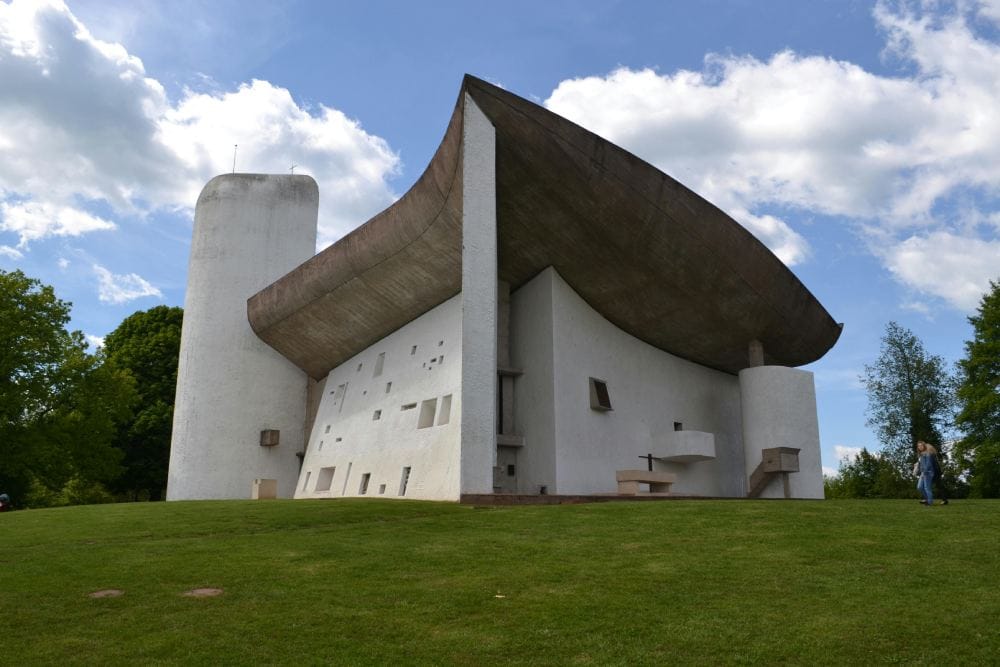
[616,469,677,495]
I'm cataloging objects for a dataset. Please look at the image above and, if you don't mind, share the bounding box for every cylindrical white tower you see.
[167,174,318,500]
[739,365,824,499]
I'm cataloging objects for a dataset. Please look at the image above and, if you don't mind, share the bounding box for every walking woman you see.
[915,441,936,507]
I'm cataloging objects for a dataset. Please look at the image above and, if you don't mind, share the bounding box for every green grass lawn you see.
[1,498,998,665]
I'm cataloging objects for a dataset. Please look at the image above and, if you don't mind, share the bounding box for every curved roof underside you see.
[248,75,842,380]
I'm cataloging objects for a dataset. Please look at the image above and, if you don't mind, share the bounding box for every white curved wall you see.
[511,268,747,497]
[739,366,824,499]
[168,174,318,500]
[296,294,463,501]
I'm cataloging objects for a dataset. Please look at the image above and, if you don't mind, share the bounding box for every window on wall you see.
[437,394,453,425]
[399,466,411,496]
[359,473,371,495]
[315,467,335,492]
[373,352,385,377]
[674,421,683,431]
[418,398,438,429]
[589,377,613,411]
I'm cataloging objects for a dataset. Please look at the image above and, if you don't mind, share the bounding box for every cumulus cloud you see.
[543,0,1000,310]
[93,264,162,304]
[0,200,115,246]
[835,445,864,464]
[0,245,23,259]
[0,0,399,260]
[85,334,104,350]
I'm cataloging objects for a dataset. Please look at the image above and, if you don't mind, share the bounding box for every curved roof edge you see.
[248,75,842,380]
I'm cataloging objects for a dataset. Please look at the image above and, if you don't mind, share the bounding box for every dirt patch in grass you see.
[88,589,123,598]
[182,588,223,598]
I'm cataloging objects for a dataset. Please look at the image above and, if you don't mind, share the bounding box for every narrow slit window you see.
[302,471,312,491]
[589,377,613,411]
[385,382,392,394]
[401,403,417,411]
[410,345,417,355]
[359,473,371,495]
[437,394,452,425]
[399,466,411,496]
[373,352,385,378]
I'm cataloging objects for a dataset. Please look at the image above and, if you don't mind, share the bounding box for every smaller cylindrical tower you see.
[168,174,318,500]
[739,365,824,499]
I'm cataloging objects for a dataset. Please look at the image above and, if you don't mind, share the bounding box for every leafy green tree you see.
[0,269,136,505]
[824,448,914,498]
[861,322,954,470]
[103,306,183,501]
[954,280,1000,497]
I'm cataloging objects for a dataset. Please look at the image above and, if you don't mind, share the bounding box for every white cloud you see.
[85,334,104,349]
[835,445,863,464]
[57,256,69,269]
[0,0,399,257]
[0,200,115,246]
[822,466,838,478]
[0,244,23,259]
[885,232,1000,311]
[93,264,162,304]
[543,1,1000,309]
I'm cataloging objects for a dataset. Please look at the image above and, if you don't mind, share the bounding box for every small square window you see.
[589,377,612,411]
[507,464,516,476]
[411,345,417,355]
[674,421,683,432]
[373,410,382,421]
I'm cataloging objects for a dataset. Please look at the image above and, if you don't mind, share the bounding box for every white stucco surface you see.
[167,174,317,500]
[460,94,498,495]
[296,295,463,500]
[739,365,824,499]
[511,268,746,496]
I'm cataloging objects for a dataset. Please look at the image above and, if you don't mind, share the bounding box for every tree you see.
[824,448,914,498]
[0,269,136,505]
[861,322,954,470]
[955,280,1000,497]
[102,306,183,501]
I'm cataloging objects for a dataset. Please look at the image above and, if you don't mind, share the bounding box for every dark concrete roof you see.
[248,75,842,380]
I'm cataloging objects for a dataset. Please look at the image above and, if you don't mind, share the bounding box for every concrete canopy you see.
[247,75,842,380]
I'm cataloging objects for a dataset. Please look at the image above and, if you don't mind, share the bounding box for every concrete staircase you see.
[748,447,801,498]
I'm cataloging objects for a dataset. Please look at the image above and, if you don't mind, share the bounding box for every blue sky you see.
[2,0,998,475]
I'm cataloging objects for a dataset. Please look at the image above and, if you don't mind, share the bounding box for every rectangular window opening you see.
[378,484,386,495]
[589,377,613,411]
[315,467,335,492]
[302,470,312,492]
[373,352,385,378]
[674,421,683,431]
[359,473,371,495]
[437,394,452,425]
[385,382,392,394]
[417,398,438,429]
[356,363,363,372]
[324,424,331,434]
[410,345,417,355]
[318,440,324,451]
[373,409,382,421]
[401,403,417,411]
[399,466,411,496]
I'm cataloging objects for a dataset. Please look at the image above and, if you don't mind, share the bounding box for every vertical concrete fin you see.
[460,94,499,495]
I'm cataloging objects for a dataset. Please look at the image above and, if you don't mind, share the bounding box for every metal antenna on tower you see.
[290,164,297,174]
[232,144,238,173]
